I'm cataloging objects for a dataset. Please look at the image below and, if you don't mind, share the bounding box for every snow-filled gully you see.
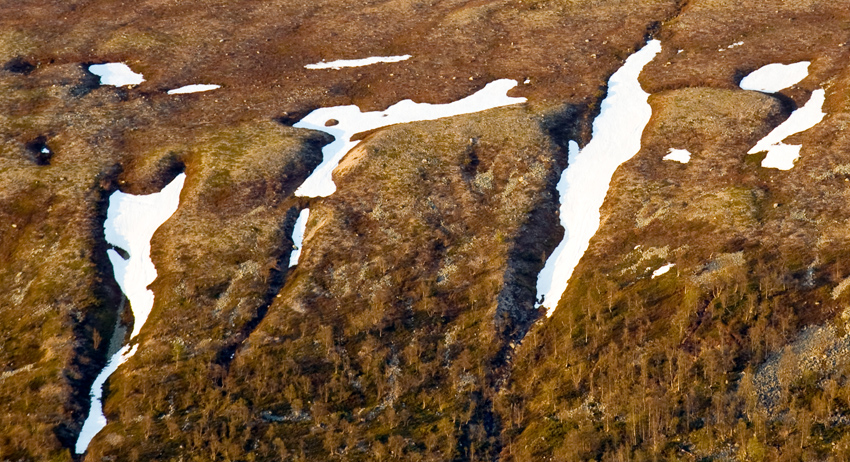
[289,208,310,267]
[75,174,185,454]
[535,40,662,317]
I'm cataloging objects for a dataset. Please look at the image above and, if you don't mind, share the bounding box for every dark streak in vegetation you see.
[3,57,36,74]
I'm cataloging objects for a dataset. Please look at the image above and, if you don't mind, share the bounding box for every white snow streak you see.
[167,84,221,95]
[652,263,675,278]
[663,148,691,163]
[293,78,526,197]
[104,174,185,338]
[305,54,411,70]
[718,41,743,52]
[75,174,185,454]
[289,208,309,267]
[536,40,662,317]
[88,63,145,87]
[74,344,137,454]
[749,89,825,170]
[739,61,809,93]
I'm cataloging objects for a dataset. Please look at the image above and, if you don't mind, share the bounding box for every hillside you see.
[3,0,850,461]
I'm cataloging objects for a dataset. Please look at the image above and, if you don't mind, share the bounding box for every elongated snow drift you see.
[75,174,185,454]
[536,40,662,316]
[289,208,310,267]
[305,54,411,70]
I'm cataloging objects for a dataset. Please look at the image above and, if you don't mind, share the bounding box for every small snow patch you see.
[739,61,809,93]
[167,84,220,95]
[305,54,411,70]
[749,89,825,170]
[663,148,691,163]
[760,144,801,170]
[652,263,675,278]
[289,208,309,267]
[88,63,144,87]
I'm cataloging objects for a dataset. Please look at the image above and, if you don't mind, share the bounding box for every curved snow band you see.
[74,344,137,454]
[293,78,527,198]
[536,40,662,317]
[75,174,185,454]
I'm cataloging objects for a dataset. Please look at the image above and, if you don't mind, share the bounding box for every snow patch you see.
[739,61,809,93]
[74,344,137,454]
[167,84,220,95]
[289,208,309,267]
[293,78,526,197]
[88,63,144,87]
[719,41,744,51]
[748,89,825,170]
[75,174,185,454]
[760,144,802,170]
[104,174,185,338]
[305,54,411,70]
[663,148,691,163]
[652,263,675,278]
[536,40,662,316]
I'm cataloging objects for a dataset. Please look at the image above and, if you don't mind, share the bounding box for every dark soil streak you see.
[63,164,125,453]
[213,203,303,375]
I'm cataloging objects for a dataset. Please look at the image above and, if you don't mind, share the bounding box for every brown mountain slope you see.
[1,0,679,460]
[9,0,850,461]
[507,1,850,459]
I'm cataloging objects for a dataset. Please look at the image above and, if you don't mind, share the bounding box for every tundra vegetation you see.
[5,0,850,461]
